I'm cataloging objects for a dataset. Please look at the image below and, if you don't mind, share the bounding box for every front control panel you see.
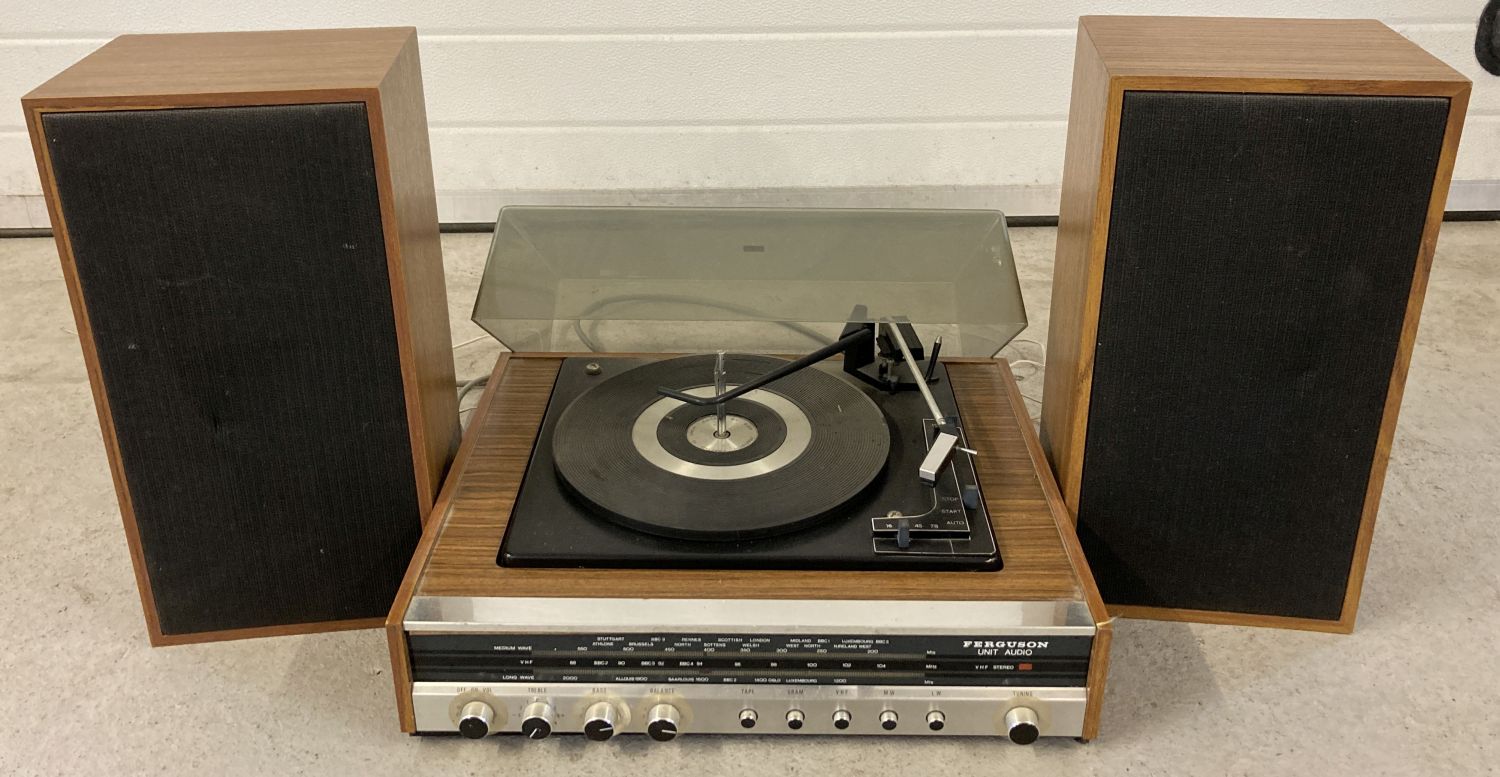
[402,603,1096,741]
[413,682,1085,739]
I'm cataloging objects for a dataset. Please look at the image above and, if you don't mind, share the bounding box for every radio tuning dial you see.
[583,701,620,741]
[456,701,495,739]
[1005,706,1041,745]
[645,703,682,741]
[520,701,557,740]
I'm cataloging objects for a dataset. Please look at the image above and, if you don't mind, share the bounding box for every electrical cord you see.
[1001,336,1046,419]
[454,336,498,428]
[569,294,834,353]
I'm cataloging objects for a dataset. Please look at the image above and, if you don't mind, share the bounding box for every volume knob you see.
[457,700,495,739]
[520,701,557,740]
[583,701,620,741]
[646,703,682,741]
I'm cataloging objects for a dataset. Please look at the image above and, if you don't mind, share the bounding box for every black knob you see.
[457,701,494,739]
[879,710,899,731]
[520,701,556,740]
[739,709,758,729]
[646,704,681,742]
[521,717,551,739]
[1005,707,1041,745]
[786,709,805,730]
[832,709,852,730]
[583,701,619,741]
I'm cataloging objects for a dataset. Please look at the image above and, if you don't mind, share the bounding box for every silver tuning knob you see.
[645,703,682,741]
[520,701,557,740]
[583,701,620,741]
[1005,706,1041,745]
[457,700,495,739]
[879,710,899,731]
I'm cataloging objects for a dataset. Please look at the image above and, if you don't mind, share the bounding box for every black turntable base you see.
[500,355,1002,571]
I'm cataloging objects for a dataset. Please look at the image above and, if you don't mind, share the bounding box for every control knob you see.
[879,710,899,731]
[520,701,557,740]
[738,709,758,729]
[1005,706,1041,745]
[583,701,620,741]
[832,709,852,730]
[456,700,495,739]
[646,703,682,741]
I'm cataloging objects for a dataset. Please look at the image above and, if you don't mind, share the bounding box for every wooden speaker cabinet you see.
[1041,17,1469,632]
[23,28,460,644]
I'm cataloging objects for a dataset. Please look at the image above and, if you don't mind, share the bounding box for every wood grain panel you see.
[369,31,460,512]
[1041,21,1118,511]
[1083,16,1468,87]
[411,356,1086,602]
[23,27,412,104]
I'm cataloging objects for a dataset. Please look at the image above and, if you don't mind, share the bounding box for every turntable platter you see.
[551,353,891,540]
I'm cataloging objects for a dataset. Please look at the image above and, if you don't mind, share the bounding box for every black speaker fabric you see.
[1077,91,1448,621]
[44,104,421,635]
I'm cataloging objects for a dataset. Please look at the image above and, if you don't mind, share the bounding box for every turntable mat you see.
[552,354,891,540]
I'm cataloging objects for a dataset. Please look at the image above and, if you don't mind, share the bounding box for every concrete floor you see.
[1,224,1496,776]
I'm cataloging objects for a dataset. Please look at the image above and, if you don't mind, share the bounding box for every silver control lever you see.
[919,430,960,487]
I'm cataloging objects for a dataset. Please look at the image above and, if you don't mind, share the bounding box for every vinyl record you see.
[552,353,890,540]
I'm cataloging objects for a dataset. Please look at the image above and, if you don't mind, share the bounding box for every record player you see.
[386,207,1111,742]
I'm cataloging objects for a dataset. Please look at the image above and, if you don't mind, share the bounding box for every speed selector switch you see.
[645,703,682,741]
[456,701,495,739]
[520,701,557,740]
[1005,706,1041,745]
[583,701,620,741]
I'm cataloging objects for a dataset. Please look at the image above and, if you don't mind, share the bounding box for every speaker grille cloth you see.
[1078,91,1448,621]
[44,104,421,635]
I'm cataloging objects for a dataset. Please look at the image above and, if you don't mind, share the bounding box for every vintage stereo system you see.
[386,207,1112,741]
[21,13,1472,749]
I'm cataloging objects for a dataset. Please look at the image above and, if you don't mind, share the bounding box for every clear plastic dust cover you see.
[471,206,1027,357]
